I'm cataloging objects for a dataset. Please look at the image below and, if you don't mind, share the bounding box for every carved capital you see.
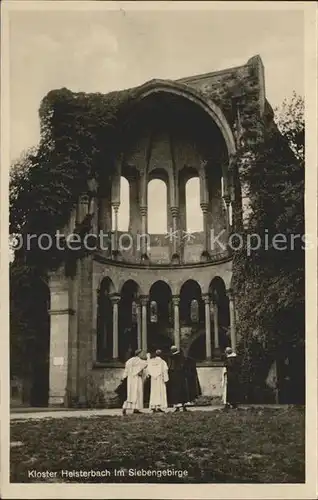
[172,295,180,307]
[202,294,210,305]
[140,295,149,307]
[226,288,234,300]
[109,293,121,305]
[200,202,209,213]
[170,206,179,218]
[111,202,120,212]
[79,194,90,206]
[140,206,148,217]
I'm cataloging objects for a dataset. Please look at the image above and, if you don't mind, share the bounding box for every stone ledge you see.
[94,252,232,269]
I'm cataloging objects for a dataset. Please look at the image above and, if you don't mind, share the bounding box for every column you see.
[111,165,121,257]
[48,273,72,406]
[211,299,220,353]
[136,302,142,350]
[140,206,148,259]
[110,294,120,359]
[140,296,148,352]
[170,207,180,260]
[172,296,180,350]
[227,289,236,351]
[223,194,231,239]
[199,161,210,257]
[203,294,212,360]
[140,168,148,260]
[200,203,210,256]
[111,202,120,256]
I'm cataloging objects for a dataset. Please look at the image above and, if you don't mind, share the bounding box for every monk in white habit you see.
[147,349,169,413]
[122,349,147,415]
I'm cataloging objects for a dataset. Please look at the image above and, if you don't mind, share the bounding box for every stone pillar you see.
[170,207,180,261]
[140,296,148,352]
[199,161,210,257]
[110,294,120,359]
[203,294,212,360]
[140,206,148,259]
[179,179,186,262]
[223,194,231,239]
[211,299,220,354]
[200,203,210,256]
[227,289,236,351]
[136,302,142,350]
[48,274,73,406]
[139,167,148,261]
[111,202,120,256]
[172,296,180,350]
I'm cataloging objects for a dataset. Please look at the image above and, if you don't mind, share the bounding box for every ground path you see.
[10,404,286,420]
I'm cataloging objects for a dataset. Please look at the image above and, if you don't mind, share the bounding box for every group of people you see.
[118,345,201,415]
[117,344,240,414]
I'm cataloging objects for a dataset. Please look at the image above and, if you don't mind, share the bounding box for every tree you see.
[233,93,305,403]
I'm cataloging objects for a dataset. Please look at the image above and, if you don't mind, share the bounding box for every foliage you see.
[10,260,49,391]
[10,408,305,483]
[9,87,133,268]
[9,87,133,385]
[232,94,305,403]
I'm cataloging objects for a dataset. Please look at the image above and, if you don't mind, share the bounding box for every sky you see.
[9,5,304,232]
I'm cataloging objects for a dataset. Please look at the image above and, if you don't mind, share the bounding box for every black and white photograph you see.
[1,1,317,498]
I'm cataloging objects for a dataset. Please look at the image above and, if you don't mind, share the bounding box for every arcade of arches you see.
[96,276,236,363]
[46,78,243,406]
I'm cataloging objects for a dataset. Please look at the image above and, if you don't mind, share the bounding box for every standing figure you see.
[167,345,188,412]
[147,349,169,413]
[184,354,201,406]
[222,346,240,409]
[122,349,147,415]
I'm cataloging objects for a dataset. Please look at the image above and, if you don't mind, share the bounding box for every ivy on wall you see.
[231,93,305,403]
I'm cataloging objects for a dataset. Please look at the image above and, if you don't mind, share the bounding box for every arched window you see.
[185,177,203,232]
[148,179,167,234]
[190,299,199,323]
[114,177,130,231]
[150,301,158,323]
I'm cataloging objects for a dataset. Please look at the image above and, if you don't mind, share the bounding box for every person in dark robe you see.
[166,345,188,411]
[223,347,240,409]
[184,355,201,405]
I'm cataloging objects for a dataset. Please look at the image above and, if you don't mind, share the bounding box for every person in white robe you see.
[147,350,169,413]
[122,349,147,415]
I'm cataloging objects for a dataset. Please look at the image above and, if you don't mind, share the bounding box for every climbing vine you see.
[10,86,135,269]
[231,94,305,403]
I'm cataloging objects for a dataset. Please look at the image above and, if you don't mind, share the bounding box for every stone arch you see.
[179,279,204,326]
[130,80,236,161]
[209,276,230,351]
[148,280,173,353]
[145,276,172,296]
[178,277,203,296]
[118,279,142,361]
[118,279,141,297]
[96,276,116,361]
[98,275,116,294]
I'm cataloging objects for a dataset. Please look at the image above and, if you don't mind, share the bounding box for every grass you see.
[10,406,305,483]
